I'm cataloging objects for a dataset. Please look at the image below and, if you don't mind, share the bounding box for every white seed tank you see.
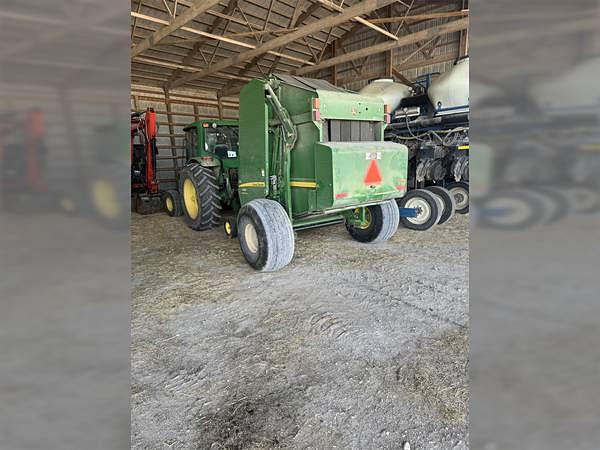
[529,56,600,117]
[358,78,413,111]
[428,57,469,114]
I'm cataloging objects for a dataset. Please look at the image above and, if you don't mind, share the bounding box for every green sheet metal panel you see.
[238,79,269,204]
[315,141,408,211]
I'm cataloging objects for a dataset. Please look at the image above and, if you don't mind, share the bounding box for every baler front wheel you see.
[397,189,440,231]
[179,163,221,230]
[346,200,399,243]
[164,189,183,217]
[237,199,295,272]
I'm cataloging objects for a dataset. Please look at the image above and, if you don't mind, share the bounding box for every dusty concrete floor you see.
[131,212,469,449]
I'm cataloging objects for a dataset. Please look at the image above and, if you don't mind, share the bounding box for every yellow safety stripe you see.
[290,181,317,188]
[580,144,600,151]
[457,145,470,150]
[239,181,266,188]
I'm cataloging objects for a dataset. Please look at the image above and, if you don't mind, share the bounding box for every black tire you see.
[237,199,295,272]
[477,189,543,230]
[526,186,568,224]
[346,200,399,243]
[179,163,221,230]
[446,181,469,214]
[397,189,440,231]
[562,185,600,214]
[428,190,445,225]
[164,189,183,217]
[224,217,238,239]
[424,186,456,225]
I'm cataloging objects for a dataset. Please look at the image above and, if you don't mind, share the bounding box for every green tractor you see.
[164,118,240,221]
[171,74,409,271]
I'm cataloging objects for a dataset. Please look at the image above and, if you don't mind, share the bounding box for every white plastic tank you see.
[428,57,469,114]
[529,56,600,116]
[359,78,413,111]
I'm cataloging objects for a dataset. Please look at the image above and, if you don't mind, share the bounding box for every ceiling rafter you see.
[294,17,469,75]
[169,0,399,89]
[132,0,222,56]
[166,0,240,85]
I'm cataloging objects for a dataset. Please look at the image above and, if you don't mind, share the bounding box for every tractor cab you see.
[184,119,239,170]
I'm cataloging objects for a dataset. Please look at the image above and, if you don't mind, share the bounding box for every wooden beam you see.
[336,53,457,86]
[131,11,312,66]
[132,0,222,57]
[369,10,469,24]
[218,1,322,97]
[167,0,239,84]
[169,0,398,89]
[314,0,399,41]
[294,18,468,75]
[133,56,251,82]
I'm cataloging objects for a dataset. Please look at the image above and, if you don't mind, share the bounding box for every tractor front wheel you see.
[164,189,183,217]
[346,200,400,243]
[224,217,238,239]
[238,199,295,272]
[179,163,221,230]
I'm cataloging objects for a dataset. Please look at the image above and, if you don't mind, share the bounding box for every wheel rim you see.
[354,208,373,229]
[450,186,468,210]
[244,222,259,254]
[183,178,199,219]
[225,221,232,235]
[165,196,173,212]
[485,196,533,226]
[92,179,119,219]
[404,197,431,225]
[60,197,75,213]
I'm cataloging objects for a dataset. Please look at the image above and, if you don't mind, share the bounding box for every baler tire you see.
[164,189,183,217]
[397,189,440,231]
[424,186,456,225]
[346,200,399,243]
[446,181,469,214]
[237,199,295,272]
[179,163,221,231]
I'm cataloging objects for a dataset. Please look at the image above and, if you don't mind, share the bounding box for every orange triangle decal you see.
[364,159,382,185]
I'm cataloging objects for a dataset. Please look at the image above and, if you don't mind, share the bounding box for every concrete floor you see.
[131,212,469,449]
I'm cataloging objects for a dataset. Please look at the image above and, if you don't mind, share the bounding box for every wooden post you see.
[193,103,200,122]
[331,40,338,85]
[163,88,179,181]
[459,0,469,57]
[217,92,224,120]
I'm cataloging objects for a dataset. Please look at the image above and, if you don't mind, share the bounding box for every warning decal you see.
[364,160,382,185]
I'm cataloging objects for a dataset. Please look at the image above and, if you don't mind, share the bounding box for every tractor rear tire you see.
[237,199,295,272]
[164,189,183,217]
[424,186,456,225]
[179,163,221,230]
[446,181,469,214]
[346,200,399,243]
[397,189,440,231]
